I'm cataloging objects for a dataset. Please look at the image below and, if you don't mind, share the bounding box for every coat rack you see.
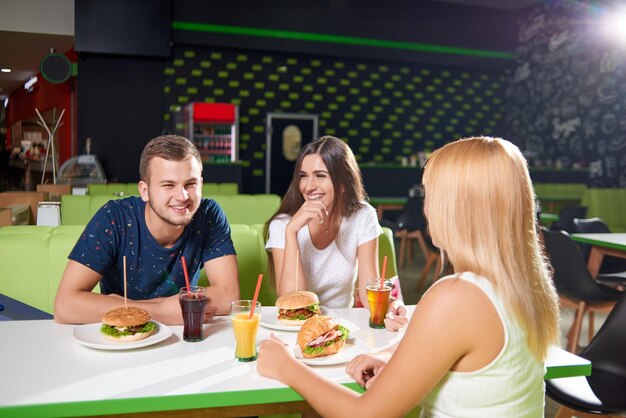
[35,107,64,185]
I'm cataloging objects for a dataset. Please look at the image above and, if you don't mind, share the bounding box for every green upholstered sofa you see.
[0,225,398,315]
[87,182,239,197]
[581,188,626,232]
[60,194,281,226]
[533,182,587,213]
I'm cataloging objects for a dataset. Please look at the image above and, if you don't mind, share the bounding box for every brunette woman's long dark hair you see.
[263,136,367,285]
[265,135,366,236]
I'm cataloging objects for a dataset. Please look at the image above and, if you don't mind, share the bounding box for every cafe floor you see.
[397,244,609,418]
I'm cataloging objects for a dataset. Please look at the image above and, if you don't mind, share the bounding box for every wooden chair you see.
[395,229,442,292]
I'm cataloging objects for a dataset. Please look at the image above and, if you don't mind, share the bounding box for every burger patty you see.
[278,307,316,319]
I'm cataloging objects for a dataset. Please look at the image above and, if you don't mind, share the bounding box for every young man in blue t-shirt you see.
[54,135,239,325]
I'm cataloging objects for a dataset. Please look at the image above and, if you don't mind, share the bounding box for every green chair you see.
[218,182,239,195]
[250,223,271,296]
[230,224,250,231]
[0,233,50,312]
[231,228,276,306]
[210,195,233,223]
[254,194,281,224]
[125,183,140,196]
[202,183,220,197]
[0,225,53,234]
[379,227,398,279]
[225,195,256,224]
[105,183,127,196]
[89,195,115,218]
[87,183,109,195]
[61,195,91,225]
[48,229,91,313]
[52,225,86,235]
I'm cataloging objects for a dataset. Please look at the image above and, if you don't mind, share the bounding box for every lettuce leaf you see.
[100,321,156,338]
[302,325,349,355]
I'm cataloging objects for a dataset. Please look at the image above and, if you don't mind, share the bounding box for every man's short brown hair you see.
[139,135,202,182]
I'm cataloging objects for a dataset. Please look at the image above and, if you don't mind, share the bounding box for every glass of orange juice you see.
[230,300,262,362]
[366,278,392,329]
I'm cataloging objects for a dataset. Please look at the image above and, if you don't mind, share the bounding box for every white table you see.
[571,233,626,278]
[0,307,589,418]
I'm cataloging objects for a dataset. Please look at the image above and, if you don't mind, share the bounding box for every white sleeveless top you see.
[419,272,546,418]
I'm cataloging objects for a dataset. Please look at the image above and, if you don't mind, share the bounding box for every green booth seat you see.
[61,195,92,225]
[88,183,138,196]
[379,226,398,279]
[218,182,238,195]
[87,183,109,196]
[89,195,117,218]
[533,182,587,213]
[0,225,54,234]
[0,233,51,313]
[202,182,238,197]
[202,183,221,197]
[582,188,626,232]
[196,227,276,307]
[0,223,400,315]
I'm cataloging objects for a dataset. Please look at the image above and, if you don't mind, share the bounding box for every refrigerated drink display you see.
[184,103,239,163]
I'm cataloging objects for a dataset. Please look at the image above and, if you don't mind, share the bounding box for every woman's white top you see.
[419,272,546,418]
[266,204,381,308]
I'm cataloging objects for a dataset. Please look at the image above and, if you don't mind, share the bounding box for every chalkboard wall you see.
[505,1,626,187]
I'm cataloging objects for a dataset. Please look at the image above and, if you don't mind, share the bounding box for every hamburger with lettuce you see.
[100,307,156,342]
[275,291,321,325]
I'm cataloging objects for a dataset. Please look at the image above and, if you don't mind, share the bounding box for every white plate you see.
[259,306,336,331]
[294,337,370,366]
[73,321,173,350]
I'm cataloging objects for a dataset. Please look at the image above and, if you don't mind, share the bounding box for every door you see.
[265,113,318,195]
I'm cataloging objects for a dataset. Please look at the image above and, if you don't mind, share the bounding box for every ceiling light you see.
[602,8,626,42]
[1,68,12,73]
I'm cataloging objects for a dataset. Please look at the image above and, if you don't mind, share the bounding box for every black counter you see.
[360,164,422,197]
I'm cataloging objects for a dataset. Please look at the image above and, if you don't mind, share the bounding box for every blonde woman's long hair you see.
[423,137,559,361]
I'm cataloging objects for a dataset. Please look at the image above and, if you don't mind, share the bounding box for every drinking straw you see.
[380,256,388,289]
[249,274,263,319]
[123,256,128,309]
[181,256,191,291]
[295,249,299,293]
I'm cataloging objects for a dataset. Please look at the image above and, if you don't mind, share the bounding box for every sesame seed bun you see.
[275,291,319,310]
[102,307,151,327]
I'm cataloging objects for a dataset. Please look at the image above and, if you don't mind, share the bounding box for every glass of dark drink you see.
[179,286,208,342]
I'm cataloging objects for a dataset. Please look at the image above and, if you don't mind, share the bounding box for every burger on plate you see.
[100,307,156,342]
[275,290,321,325]
[297,315,349,358]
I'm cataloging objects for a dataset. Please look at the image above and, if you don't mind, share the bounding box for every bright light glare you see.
[0,68,11,73]
[603,10,626,42]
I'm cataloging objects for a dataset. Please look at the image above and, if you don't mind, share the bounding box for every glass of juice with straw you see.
[231,300,262,361]
[366,277,391,329]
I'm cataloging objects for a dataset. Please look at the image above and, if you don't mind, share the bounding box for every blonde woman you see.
[257,137,560,418]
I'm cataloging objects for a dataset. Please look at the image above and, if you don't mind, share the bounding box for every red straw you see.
[380,256,388,289]
[181,256,191,291]
[249,274,263,319]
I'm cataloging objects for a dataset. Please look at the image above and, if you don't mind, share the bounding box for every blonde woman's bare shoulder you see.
[417,277,491,320]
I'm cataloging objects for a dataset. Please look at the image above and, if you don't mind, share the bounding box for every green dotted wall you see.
[163,46,507,193]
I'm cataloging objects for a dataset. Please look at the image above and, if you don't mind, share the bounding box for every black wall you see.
[505,1,626,187]
[76,1,521,185]
[77,54,166,182]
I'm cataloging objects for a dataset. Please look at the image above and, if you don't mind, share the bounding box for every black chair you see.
[573,217,626,289]
[546,292,626,417]
[541,228,622,352]
[551,205,588,233]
